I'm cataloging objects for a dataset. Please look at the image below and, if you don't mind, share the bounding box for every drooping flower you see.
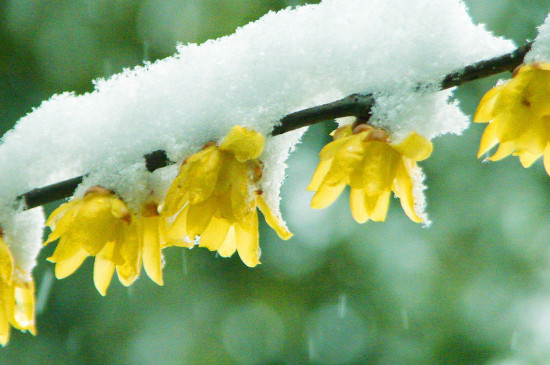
[162,125,292,267]
[0,229,36,345]
[307,124,432,223]
[475,63,550,173]
[45,186,164,295]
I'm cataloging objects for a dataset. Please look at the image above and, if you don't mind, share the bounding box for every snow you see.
[0,207,45,275]
[525,12,550,62]
[0,0,514,270]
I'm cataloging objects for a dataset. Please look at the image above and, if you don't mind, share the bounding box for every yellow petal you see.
[12,280,36,334]
[52,249,89,280]
[369,190,391,222]
[489,141,516,161]
[363,193,380,217]
[235,213,260,267]
[141,216,163,286]
[330,125,353,140]
[526,66,550,116]
[306,158,333,192]
[353,142,398,193]
[165,206,193,247]
[473,84,503,123]
[217,226,237,258]
[186,197,216,238]
[517,150,541,168]
[116,226,141,287]
[326,134,366,185]
[94,242,116,296]
[0,288,11,346]
[229,159,254,220]
[477,121,499,157]
[48,235,89,279]
[349,188,369,223]
[392,132,433,161]
[544,144,550,176]
[45,199,80,228]
[256,195,292,240]
[162,174,189,216]
[73,197,118,255]
[182,147,223,205]
[116,265,138,287]
[199,216,231,251]
[393,161,422,223]
[219,126,265,162]
[44,200,81,244]
[0,239,13,283]
[310,183,346,209]
[109,197,131,219]
[318,137,353,161]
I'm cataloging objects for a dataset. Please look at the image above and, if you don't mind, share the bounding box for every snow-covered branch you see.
[17,41,532,211]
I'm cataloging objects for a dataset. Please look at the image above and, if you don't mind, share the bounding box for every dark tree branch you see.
[18,150,170,209]
[440,41,532,89]
[17,42,532,210]
[271,93,375,136]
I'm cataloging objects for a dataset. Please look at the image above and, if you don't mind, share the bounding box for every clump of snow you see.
[73,162,151,214]
[409,164,431,227]
[373,89,470,142]
[0,0,514,268]
[261,128,304,231]
[525,12,550,62]
[0,208,45,275]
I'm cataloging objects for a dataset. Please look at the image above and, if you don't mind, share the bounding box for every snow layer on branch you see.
[0,0,513,266]
[0,208,44,274]
[525,12,550,62]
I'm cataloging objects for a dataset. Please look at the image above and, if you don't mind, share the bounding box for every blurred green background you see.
[2,0,550,364]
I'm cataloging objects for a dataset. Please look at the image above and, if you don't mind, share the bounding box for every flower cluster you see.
[307,124,432,223]
[44,126,293,298]
[475,63,550,172]
[162,125,292,267]
[44,123,435,300]
[17,59,550,344]
[45,186,163,296]
[0,229,36,345]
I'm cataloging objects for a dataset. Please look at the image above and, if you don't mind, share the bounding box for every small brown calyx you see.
[201,141,217,150]
[352,122,389,142]
[352,123,372,135]
[84,185,113,197]
[120,213,133,224]
[142,203,160,217]
[0,226,3,238]
[247,160,264,183]
[364,127,389,142]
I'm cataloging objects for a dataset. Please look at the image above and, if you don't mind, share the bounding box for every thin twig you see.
[17,42,532,210]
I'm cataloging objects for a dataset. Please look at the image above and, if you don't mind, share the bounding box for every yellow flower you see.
[307,124,432,223]
[45,186,164,295]
[475,63,550,173]
[162,125,292,267]
[0,231,36,345]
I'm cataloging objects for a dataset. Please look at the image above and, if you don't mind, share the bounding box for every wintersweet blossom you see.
[307,124,432,223]
[475,63,550,173]
[0,231,36,345]
[162,125,292,267]
[45,186,164,295]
